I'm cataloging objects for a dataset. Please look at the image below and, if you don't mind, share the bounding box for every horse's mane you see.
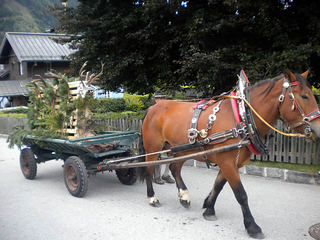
[250,73,309,96]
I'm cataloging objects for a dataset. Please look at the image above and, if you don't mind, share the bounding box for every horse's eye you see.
[301,95,308,100]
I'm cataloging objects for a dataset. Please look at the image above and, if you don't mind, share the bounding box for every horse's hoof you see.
[248,232,265,239]
[149,201,161,207]
[202,208,217,221]
[149,196,160,207]
[247,224,264,239]
[180,199,191,208]
[203,213,217,221]
[178,189,190,208]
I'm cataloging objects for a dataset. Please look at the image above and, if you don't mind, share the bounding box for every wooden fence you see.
[252,121,320,165]
[97,118,320,165]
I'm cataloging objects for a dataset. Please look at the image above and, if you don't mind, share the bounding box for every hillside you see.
[0,0,78,40]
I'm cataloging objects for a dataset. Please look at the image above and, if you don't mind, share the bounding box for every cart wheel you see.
[116,151,137,185]
[20,148,37,180]
[63,156,88,197]
[116,168,137,185]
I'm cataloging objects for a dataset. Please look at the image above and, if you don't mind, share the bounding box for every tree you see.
[53,0,320,95]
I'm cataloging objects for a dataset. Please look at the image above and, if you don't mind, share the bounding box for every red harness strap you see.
[305,109,320,121]
[193,99,216,110]
[230,92,259,155]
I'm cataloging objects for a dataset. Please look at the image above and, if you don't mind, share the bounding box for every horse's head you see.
[278,69,320,139]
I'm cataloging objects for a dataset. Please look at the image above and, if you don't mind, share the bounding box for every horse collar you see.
[232,70,269,155]
[230,91,267,155]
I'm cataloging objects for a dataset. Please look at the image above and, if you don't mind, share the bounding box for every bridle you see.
[278,77,320,137]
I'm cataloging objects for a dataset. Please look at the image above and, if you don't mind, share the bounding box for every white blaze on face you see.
[178,189,190,203]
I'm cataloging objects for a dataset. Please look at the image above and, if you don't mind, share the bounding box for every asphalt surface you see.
[0,137,319,240]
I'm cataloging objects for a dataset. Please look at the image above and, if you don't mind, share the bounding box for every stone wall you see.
[0,118,28,134]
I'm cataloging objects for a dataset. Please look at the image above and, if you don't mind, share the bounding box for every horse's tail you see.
[137,111,148,183]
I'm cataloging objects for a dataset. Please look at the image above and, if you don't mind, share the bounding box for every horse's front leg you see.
[169,162,190,208]
[202,169,227,221]
[221,163,264,239]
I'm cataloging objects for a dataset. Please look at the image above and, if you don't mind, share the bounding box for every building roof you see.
[0,79,30,97]
[0,32,76,64]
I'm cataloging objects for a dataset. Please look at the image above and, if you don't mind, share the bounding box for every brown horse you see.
[138,69,320,239]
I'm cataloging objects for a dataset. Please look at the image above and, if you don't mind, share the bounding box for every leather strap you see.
[244,87,269,155]
[230,92,261,155]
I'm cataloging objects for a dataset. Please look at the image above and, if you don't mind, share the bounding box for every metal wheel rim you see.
[65,165,79,191]
[21,154,30,175]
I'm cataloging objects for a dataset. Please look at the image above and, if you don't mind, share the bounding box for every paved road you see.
[0,137,319,240]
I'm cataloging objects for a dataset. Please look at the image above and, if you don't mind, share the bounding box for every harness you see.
[186,98,247,167]
[186,70,266,157]
[186,70,320,160]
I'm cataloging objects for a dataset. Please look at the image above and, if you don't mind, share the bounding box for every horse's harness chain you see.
[188,100,222,144]
[204,101,223,136]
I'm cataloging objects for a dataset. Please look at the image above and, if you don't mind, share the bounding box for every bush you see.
[138,95,153,110]
[0,107,28,114]
[92,94,152,114]
[91,98,126,113]
[123,93,144,112]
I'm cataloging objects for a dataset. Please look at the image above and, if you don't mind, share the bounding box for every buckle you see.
[197,104,205,109]
[304,125,312,137]
[289,93,294,100]
[279,95,284,102]
[187,128,198,144]
[303,116,310,122]
[234,125,248,138]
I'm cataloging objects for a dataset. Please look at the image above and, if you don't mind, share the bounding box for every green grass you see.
[249,161,320,175]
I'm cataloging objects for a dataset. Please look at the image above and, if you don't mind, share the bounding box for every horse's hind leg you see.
[169,161,191,208]
[220,163,264,239]
[202,169,227,221]
[145,165,160,207]
[143,139,164,207]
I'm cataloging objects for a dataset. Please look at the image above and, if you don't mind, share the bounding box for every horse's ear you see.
[284,69,296,82]
[301,70,309,79]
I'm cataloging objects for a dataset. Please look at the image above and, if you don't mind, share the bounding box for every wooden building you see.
[0,32,75,107]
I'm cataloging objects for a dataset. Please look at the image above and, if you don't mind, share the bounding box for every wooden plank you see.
[283,135,289,163]
[305,141,312,164]
[68,81,81,88]
[290,137,297,164]
[298,138,304,164]
[315,142,320,165]
[269,133,275,162]
[69,89,79,95]
[276,132,282,162]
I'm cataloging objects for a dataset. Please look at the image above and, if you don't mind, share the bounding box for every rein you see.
[225,95,306,138]
[184,74,319,159]
[226,77,320,138]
